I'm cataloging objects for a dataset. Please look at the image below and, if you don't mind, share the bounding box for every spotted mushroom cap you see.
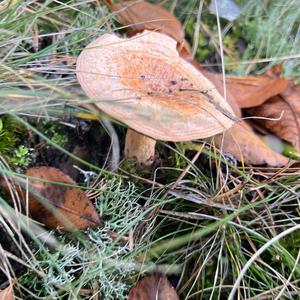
[76,31,235,141]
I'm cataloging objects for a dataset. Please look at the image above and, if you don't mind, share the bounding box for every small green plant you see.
[10,145,33,168]
[50,131,68,147]
[43,123,68,147]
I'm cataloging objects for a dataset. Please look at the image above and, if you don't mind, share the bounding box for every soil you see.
[30,119,118,181]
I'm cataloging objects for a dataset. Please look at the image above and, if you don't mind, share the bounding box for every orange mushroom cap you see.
[76,31,235,141]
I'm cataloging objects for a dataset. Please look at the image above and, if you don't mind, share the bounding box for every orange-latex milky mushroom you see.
[76,31,236,166]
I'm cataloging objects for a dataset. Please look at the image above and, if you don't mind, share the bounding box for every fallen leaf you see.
[213,121,289,166]
[204,71,289,166]
[225,74,289,109]
[1,167,100,231]
[105,0,192,59]
[201,70,241,117]
[127,274,179,300]
[0,285,14,300]
[248,82,300,151]
[201,68,289,117]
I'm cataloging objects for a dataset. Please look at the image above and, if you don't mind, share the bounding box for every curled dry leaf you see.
[1,167,100,231]
[213,121,289,166]
[0,285,14,300]
[201,70,241,117]
[204,71,289,166]
[25,167,100,230]
[127,274,179,300]
[226,74,289,108]
[104,0,192,60]
[248,82,300,151]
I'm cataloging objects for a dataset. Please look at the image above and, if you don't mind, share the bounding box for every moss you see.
[41,121,68,147]
[10,145,33,168]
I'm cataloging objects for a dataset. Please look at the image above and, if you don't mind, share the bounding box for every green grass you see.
[0,0,299,299]
[179,0,300,78]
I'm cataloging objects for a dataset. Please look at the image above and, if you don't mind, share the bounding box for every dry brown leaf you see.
[0,285,14,300]
[127,274,179,300]
[1,167,100,231]
[248,82,300,151]
[226,73,289,109]
[104,0,192,59]
[204,70,289,166]
[189,65,288,116]
[201,70,241,117]
[213,121,289,166]
[25,167,100,230]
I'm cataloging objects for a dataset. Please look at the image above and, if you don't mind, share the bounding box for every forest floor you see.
[0,1,300,299]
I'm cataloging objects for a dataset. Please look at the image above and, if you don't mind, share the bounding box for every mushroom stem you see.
[124,129,156,166]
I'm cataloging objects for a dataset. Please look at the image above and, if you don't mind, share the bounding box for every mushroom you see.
[76,31,236,166]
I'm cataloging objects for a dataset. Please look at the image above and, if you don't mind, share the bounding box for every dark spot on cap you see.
[140,75,145,80]
[168,89,173,94]
[147,92,155,96]
[180,77,188,81]
[171,80,177,85]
